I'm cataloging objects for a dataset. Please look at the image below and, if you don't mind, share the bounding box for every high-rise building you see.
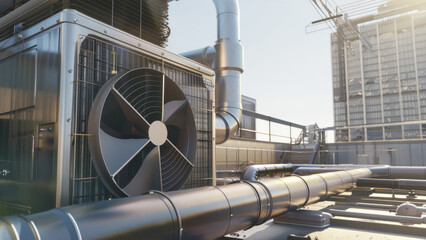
[332,1,426,141]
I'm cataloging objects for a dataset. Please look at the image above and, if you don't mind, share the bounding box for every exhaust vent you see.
[88,68,197,197]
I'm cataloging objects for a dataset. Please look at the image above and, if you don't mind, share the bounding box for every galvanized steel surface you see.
[357,178,426,190]
[240,164,293,181]
[182,0,244,144]
[0,9,215,213]
[0,168,372,240]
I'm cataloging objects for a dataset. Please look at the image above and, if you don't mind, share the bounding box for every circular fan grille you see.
[88,68,197,197]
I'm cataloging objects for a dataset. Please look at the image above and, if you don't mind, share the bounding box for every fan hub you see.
[149,121,168,146]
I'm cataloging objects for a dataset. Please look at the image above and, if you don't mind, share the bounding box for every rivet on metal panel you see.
[138,43,142,47]
[17,34,23,39]
[104,29,108,34]
[56,19,60,23]
[73,19,78,23]
[68,69,73,73]
[40,26,44,31]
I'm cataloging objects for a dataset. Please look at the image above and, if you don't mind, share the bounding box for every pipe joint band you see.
[144,191,183,240]
[240,180,270,225]
[292,175,311,208]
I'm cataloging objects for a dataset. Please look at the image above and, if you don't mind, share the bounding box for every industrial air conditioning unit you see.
[0,1,215,215]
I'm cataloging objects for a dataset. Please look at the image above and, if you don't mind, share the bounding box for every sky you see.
[167,0,334,129]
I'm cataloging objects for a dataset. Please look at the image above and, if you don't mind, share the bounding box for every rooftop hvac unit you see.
[0,8,214,215]
[0,0,170,47]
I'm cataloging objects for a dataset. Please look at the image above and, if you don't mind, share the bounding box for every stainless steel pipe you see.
[293,165,426,179]
[0,168,372,240]
[181,0,244,144]
[357,178,426,191]
[240,164,293,181]
[181,46,216,67]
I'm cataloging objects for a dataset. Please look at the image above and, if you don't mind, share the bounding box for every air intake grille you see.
[0,0,169,47]
[72,36,213,204]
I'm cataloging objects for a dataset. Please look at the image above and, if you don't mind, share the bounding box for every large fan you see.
[88,68,197,197]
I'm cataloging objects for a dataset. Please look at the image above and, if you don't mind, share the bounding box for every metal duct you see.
[294,166,426,179]
[357,178,426,191]
[240,164,293,181]
[329,209,426,224]
[0,168,371,240]
[181,46,216,67]
[182,0,243,144]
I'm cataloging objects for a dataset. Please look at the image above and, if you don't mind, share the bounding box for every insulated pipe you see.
[357,178,426,191]
[181,0,243,144]
[240,164,293,181]
[0,168,371,240]
[293,165,426,179]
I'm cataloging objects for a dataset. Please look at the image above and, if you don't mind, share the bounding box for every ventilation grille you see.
[72,35,213,204]
[0,0,169,47]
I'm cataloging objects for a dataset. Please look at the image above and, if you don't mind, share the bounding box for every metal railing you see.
[235,109,306,144]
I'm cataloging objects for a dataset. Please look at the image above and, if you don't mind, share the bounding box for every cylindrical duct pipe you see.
[388,167,426,179]
[181,46,216,67]
[330,209,426,224]
[293,166,426,179]
[181,0,243,144]
[240,164,293,181]
[0,169,372,240]
[357,178,426,191]
[213,0,244,144]
[293,167,352,176]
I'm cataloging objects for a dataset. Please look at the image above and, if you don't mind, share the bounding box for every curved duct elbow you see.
[181,0,243,144]
[181,46,216,67]
[213,0,244,144]
[182,0,244,144]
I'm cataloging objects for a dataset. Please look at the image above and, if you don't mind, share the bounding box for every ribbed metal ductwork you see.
[240,164,293,181]
[182,0,243,144]
[0,168,371,240]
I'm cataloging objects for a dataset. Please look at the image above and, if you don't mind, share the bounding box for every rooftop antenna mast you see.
[308,0,373,51]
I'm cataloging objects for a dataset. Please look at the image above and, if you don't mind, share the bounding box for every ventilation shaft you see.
[0,168,372,240]
[182,0,243,144]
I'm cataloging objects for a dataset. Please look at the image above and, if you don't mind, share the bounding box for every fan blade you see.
[163,100,188,128]
[160,140,194,191]
[123,146,162,195]
[115,75,163,123]
[111,88,150,133]
[99,129,150,176]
